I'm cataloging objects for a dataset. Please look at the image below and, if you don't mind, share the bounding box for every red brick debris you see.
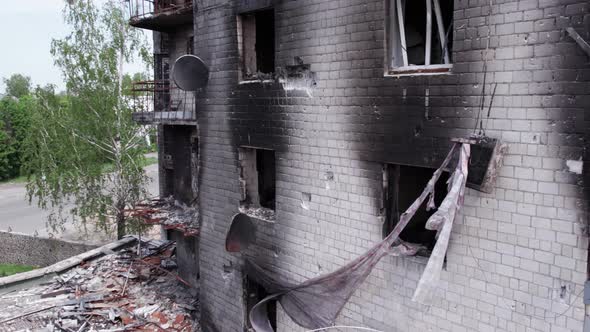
[127,197,200,236]
[0,239,200,331]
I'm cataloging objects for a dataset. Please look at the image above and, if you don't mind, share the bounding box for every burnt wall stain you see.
[558,34,590,237]
[191,0,590,331]
[192,3,291,331]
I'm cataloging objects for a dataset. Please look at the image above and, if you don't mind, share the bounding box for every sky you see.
[0,0,150,93]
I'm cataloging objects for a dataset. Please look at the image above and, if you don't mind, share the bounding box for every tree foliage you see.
[3,74,32,99]
[122,72,149,96]
[22,0,152,238]
[0,118,14,180]
[0,95,35,180]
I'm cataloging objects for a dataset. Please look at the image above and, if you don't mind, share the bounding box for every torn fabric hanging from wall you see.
[412,143,470,304]
[230,143,471,331]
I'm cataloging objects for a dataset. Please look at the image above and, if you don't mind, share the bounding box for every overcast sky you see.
[0,0,150,93]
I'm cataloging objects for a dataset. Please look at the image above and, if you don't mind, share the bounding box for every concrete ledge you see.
[0,231,98,268]
[0,237,137,290]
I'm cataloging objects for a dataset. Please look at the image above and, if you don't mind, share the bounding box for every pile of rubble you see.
[0,239,200,331]
[127,197,199,236]
[239,206,276,222]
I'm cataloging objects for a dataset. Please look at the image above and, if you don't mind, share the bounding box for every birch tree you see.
[22,0,152,239]
[3,74,32,99]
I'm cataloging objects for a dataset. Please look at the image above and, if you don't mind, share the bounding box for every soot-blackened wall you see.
[192,0,590,331]
[169,229,200,287]
[162,125,198,204]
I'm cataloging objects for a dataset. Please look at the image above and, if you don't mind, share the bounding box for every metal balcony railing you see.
[126,0,193,31]
[130,80,196,125]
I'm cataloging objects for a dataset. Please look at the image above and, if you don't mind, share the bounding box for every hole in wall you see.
[382,164,450,256]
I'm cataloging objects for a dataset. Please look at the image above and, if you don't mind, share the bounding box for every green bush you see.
[0,97,34,181]
[0,120,17,180]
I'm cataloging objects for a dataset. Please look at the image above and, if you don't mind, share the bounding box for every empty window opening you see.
[386,0,454,75]
[239,147,276,217]
[237,9,275,79]
[244,276,277,331]
[160,33,170,53]
[256,150,276,209]
[382,164,449,256]
[187,35,194,55]
[162,125,197,204]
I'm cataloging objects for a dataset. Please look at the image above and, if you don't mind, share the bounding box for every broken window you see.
[382,164,449,256]
[385,0,453,75]
[239,147,276,218]
[237,9,275,80]
[244,276,277,331]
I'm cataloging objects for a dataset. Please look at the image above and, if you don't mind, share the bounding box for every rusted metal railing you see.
[130,80,196,124]
[126,0,193,22]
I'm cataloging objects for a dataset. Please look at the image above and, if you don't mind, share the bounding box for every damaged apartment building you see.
[126,0,590,331]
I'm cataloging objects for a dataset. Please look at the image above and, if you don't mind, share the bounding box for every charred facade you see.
[129,0,590,331]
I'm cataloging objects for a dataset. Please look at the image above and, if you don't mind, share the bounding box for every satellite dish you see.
[171,55,209,91]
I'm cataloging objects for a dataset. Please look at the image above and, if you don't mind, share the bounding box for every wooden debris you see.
[0,240,200,331]
[127,197,200,236]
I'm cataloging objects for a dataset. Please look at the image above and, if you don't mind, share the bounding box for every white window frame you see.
[385,0,453,77]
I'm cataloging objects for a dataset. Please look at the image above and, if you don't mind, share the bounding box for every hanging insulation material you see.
[228,143,471,331]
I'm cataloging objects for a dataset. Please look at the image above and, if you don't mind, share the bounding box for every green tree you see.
[3,74,32,99]
[22,0,151,239]
[0,118,15,180]
[121,72,149,96]
[0,96,34,180]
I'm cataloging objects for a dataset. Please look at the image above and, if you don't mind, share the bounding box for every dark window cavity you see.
[382,164,449,256]
[239,147,276,212]
[187,35,194,54]
[162,125,198,205]
[159,33,170,53]
[256,149,276,209]
[238,9,275,79]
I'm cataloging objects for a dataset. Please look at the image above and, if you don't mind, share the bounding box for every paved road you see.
[0,160,159,244]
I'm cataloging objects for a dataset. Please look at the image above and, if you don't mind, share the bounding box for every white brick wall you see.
[188,0,590,331]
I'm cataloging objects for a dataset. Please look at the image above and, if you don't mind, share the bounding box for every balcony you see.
[126,0,193,31]
[130,80,196,125]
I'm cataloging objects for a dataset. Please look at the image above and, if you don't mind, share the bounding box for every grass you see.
[0,263,36,277]
[139,156,159,168]
[0,174,28,184]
